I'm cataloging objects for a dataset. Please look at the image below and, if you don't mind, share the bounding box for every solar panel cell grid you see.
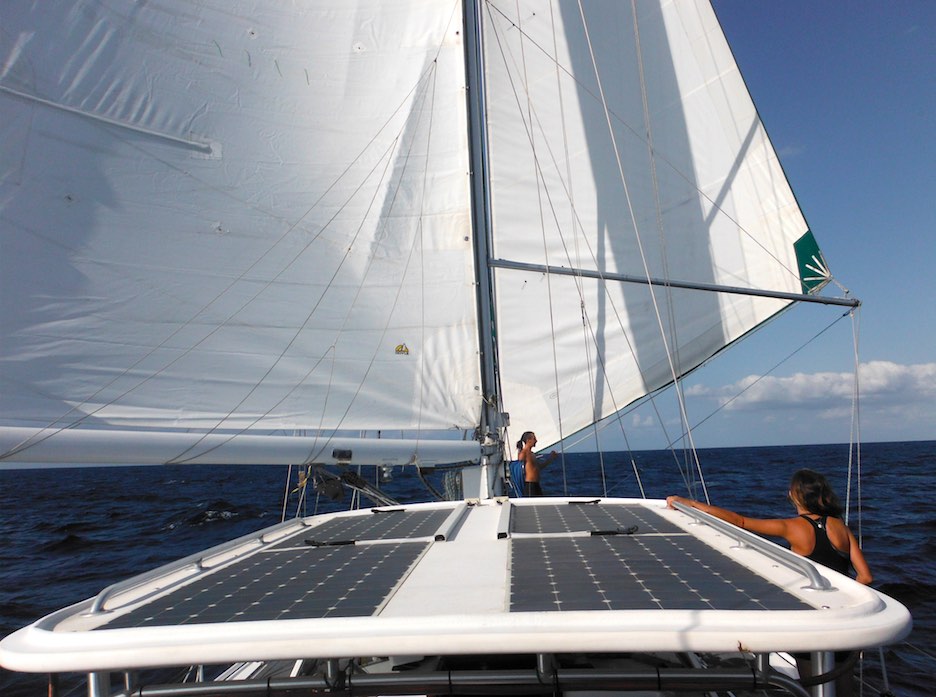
[509,506,810,613]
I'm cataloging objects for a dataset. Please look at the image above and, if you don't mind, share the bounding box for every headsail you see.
[0,1,481,464]
[482,0,832,447]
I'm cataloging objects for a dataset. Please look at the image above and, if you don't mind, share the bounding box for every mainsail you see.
[1,1,481,464]
[2,0,836,463]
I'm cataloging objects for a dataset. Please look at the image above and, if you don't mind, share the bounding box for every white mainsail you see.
[1,1,481,465]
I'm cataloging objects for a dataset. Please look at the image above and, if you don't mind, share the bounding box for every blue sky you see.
[590,0,935,451]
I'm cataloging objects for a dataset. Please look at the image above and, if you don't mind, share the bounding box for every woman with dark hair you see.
[667,469,871,696]
[666,468,871,583]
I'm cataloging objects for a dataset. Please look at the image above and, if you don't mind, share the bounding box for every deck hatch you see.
[509,535,810,612]
[100,542,427,628]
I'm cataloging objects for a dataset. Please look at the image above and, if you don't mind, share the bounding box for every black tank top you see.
[801,515,850,575]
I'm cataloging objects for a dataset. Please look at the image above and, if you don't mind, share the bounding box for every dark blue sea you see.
[1,441,933,696]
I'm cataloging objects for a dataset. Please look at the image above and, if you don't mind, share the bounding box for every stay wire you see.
[629,0,702,499]
[847,307,863,537]
[514,0,569,494]
[484,8,692,496]
[577,0,708,502]
[663,309,853,449]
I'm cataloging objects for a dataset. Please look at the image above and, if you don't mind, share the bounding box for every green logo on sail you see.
[794,231,831,294]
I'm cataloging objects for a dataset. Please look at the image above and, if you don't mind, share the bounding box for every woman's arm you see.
[845,527,873,584]
[666,495,792,538]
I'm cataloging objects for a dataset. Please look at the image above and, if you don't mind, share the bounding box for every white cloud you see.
[708,361,936,414]
[776,144,805,159]
[630,413,655,429]
[672,361,936,445]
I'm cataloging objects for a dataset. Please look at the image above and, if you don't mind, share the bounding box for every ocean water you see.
[1,440,933,696]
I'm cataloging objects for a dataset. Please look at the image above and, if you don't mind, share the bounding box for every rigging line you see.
[412,49,444,447]
[468,104,688,494]
[169,69,438,464]
[485,12,622,489]
[629,0,702,501]
[485,208,696,493]
[665,309,853,447]
[484,1,807,289]
[575,0,708,504]
[485,10,690,487]
[170,90,430,465]
[579,298,606,496]
[282,49,453,470]
[849,308,863,540]
[589,395,647,498]
[131,59,446,464]
[166,129,406,464]
[484,14,637,399]
[483,7,707,485]
[281,464,293,524]
[513,0,569,493]
[485,7,731,498]
[546,0,597,487]
[290,76,449,468]
[1,67,444,463]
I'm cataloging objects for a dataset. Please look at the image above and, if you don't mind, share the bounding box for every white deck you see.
[0,498,911,674]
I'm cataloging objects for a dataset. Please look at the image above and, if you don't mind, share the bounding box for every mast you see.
[462,0,505,495]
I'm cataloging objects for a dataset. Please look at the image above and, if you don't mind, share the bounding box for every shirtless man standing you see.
[516,431,558,497]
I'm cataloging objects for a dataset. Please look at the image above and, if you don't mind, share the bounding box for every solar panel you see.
[280,508,454,548]
[509,535,809,612]
[98,502,809,632]
[511,502,684,535]
[101,542,427,628]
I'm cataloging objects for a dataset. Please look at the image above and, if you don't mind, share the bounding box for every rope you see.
[480,6,694,498]
[280,464,293,523]
[577,0,715,503]
[171,50,454,466]
[515,4,570,494]
[849,308,863,541]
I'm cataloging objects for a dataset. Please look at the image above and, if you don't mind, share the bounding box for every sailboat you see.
[0,1,911,696]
